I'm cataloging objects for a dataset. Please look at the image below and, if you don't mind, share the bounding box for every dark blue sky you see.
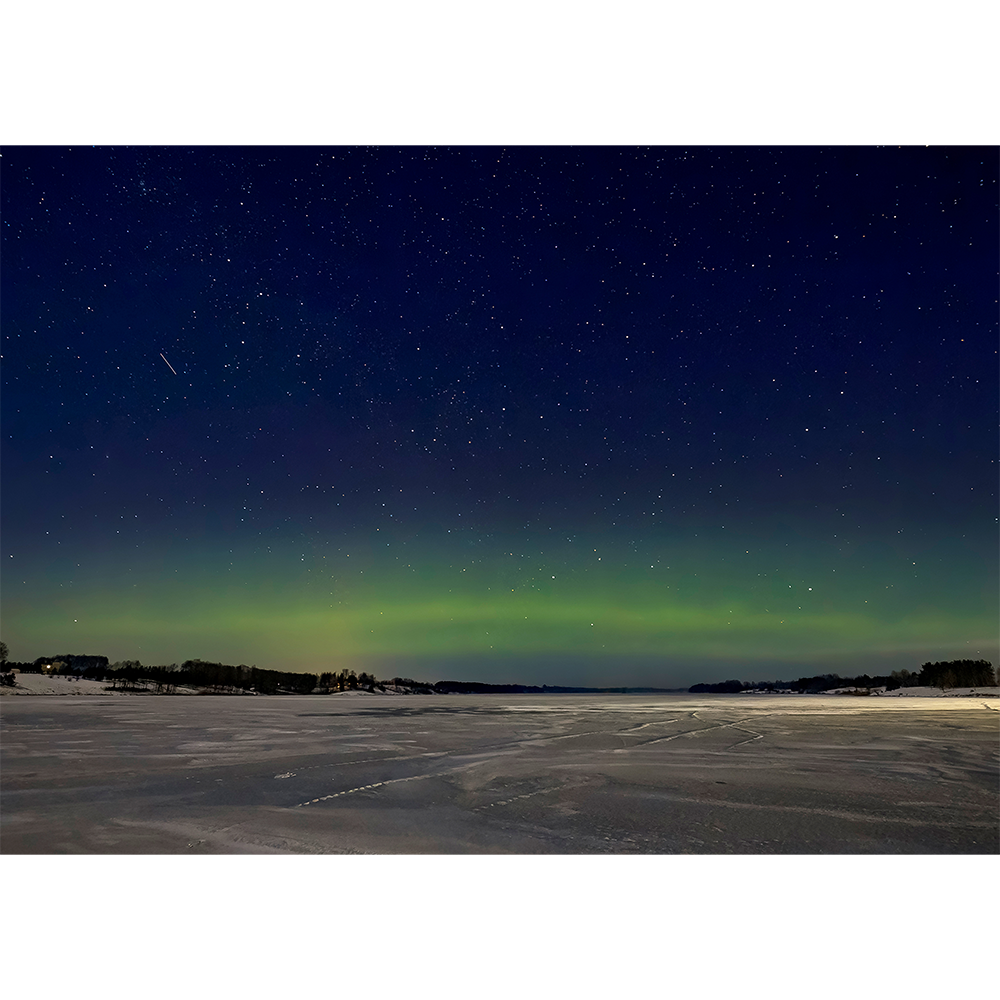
[2,146,997,684]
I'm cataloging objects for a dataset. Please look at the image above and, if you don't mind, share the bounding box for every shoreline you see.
[2,672,997,700]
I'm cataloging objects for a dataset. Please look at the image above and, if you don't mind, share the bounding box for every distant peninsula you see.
[0,652,682,695]
[689,660,996,694]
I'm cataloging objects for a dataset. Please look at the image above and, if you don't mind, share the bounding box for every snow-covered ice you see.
[1,693,997,853]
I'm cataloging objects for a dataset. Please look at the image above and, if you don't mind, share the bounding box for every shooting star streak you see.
[159,353,177,375]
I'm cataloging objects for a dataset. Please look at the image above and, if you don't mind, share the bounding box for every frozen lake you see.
[1,693,997,853]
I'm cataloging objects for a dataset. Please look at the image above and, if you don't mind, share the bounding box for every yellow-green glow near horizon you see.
[7,533,996,683]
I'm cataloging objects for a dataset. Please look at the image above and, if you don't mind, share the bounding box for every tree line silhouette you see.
[4,656,376,695]
[1,644,995,696]
[2,652,677,695]
[689,660,996,694]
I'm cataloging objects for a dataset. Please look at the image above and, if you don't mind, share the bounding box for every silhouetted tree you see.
[0,641,13,687]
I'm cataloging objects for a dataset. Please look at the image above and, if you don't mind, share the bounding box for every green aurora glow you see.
[6,527,995,685]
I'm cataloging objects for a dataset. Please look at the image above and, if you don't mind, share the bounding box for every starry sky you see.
[2,146,997,686]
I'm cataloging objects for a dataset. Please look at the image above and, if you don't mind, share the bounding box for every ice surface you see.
[1,694,997,853]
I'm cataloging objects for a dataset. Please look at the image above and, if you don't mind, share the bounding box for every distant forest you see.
[0,644,994,695]
[0,649,674,695]
[689,659,996,694]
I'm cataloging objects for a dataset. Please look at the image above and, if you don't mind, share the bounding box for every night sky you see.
[2,146,997,686]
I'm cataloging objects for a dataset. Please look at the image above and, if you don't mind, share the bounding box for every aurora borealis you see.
[2,146,997,685]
